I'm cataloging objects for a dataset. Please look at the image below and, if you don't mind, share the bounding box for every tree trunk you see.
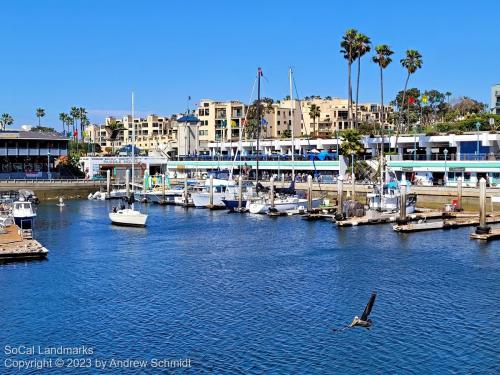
[379,66,384,156]
[394,72,410,153]
[347,47,353,129]
[355,56,361,127]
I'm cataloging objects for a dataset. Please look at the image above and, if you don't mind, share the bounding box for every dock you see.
[393,215,500,233]
[336,210,444,227]
[470,229,500,241]
[0,225,48,261]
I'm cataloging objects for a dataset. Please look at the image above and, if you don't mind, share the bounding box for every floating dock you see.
[470,229,500,241]
[393,215,500,233]
[0,225,48,261]
[336,210,444,227]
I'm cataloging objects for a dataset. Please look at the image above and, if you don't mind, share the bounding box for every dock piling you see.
[398,184,407,224]
[476,178,491,234]
[337,177,344,220]
[307,175,313,211]
[209,175,214,207]
[238,175,243,211]
[270,176,275,209]
[184,176,188,207]
[162,174,166,202]
[106,169,111,196]
[457,177,462,211]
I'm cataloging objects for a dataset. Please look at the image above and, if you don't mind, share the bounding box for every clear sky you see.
[1,0,498,129]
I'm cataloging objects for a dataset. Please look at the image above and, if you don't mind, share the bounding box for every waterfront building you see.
[80,131,500,187]
[491,84,500,114]
[0,129,69,179]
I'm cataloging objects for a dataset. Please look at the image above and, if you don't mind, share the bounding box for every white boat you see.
[56,197,65,207]
[12,198,36,229]
[138,187,183,204]
[248,196,323,214]
[109,92,148,227]
[367,183,416,214]
[109,207,147,227]
[191,173,237,208]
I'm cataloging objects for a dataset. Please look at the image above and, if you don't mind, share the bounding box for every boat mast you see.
[131,91,135,211]
[289,68,295,182]
[255,67,262,185]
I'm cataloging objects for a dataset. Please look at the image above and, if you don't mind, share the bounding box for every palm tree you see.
[59,112,68,135]
[394,49,423,151]
[372,44,394,154]
[309,104,321,137]
[70,106,80,139]
[340,28,359,129]
[445,91,452,103]
[79,107,87,141]
[354,33,371,126]
[0,113,14,130]
[36,108,45,126]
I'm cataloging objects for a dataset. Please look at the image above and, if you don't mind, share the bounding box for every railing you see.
[171,154,340,162]
[400,153,498,161]
[0,178,104,183]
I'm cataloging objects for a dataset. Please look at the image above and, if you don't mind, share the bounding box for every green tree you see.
[0,113,14,130]
[70,106,80,138]
[353,32,371,125]
[78,107,87,141]
[339,129,364,156]
[308,104,320,137]
[36,107,45,126]
[394,49,423,150]
[340,28,359,129]
[372,44,393,155]
[244,98,274,139]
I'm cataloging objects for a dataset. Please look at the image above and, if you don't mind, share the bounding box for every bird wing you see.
[360,292,377,321]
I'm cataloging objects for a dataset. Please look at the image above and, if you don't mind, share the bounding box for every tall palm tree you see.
[354,33,371,126]
[36,108,45,126]
[59,112,67,135]
[340,28,358,129]
[445,91,452,103]
[394,49,423,151]
[309,104,321,137]
[0,113,14,130]
[79,107,87,141]
[70,106,80,138]
[372,44,394,153]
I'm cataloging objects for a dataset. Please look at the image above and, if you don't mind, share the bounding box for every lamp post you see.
[413,123,417,161]
[443,148,448,186]
[47,150,51,180]
[475,121,481,160]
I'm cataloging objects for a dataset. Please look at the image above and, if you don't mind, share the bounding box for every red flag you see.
[258,67,263,77]
[408,96,415,105]
[73,130,78,138]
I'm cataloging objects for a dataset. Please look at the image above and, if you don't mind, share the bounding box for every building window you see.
[277,121,280,125]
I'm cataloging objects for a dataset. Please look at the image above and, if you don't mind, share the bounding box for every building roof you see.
[0,130,68,141]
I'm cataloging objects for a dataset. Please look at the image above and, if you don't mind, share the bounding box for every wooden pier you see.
[393,214,500,233]
[336,210,444,227]
[0,225,48,261]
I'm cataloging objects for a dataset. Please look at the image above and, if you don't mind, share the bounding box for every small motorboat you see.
[12,198,36,229]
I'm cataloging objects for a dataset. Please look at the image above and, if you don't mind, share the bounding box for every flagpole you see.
[255,67,262,185]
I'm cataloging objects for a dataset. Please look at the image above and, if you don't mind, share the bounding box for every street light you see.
[443,148,448,186]
[475,121,481,160]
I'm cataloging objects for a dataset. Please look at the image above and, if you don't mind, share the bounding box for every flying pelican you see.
[333,291,377,332]
[349,291,377,329]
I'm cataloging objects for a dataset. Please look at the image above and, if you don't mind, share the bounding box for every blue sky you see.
[1,0,498,129]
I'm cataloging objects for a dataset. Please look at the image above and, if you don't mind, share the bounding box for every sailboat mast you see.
[131,92,135,210]
[289,68,295,181]
[255,67,262,185]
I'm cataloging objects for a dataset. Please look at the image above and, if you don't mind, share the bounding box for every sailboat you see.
[109,92,148,227]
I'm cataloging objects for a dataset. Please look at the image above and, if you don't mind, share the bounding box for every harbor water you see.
[1,200,499,373]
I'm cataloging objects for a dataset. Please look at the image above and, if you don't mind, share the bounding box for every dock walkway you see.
[0,225,48,260]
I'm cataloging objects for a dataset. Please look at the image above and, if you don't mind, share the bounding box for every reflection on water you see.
[1,200,499,374]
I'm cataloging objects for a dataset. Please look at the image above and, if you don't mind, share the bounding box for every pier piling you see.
[307,175,313,211]
[106,169,111,196]
[209,175,214,207]
[457,177,462,211]
[238,175,243,211]
[270,176,275,210]
[337,177,344,220]
[398,185,407,224]
[162,174,166,202]
[184,176,188,207]
[475,178,491,235]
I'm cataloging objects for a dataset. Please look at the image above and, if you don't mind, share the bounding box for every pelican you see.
[349,291,377,329]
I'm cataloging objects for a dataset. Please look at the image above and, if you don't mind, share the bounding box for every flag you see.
[261,118,268,126]
[231,120,237,128]
[408,96,415,105]
[258,67,263,77]
[188,96,191,100]
[73,130,78,138]
[422,95,428,104]
[242,119,248,126]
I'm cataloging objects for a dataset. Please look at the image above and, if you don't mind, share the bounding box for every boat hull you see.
[191,192,226,208]
[109,209,148,227]
[222,199,247,211]
[13,216,35,229]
